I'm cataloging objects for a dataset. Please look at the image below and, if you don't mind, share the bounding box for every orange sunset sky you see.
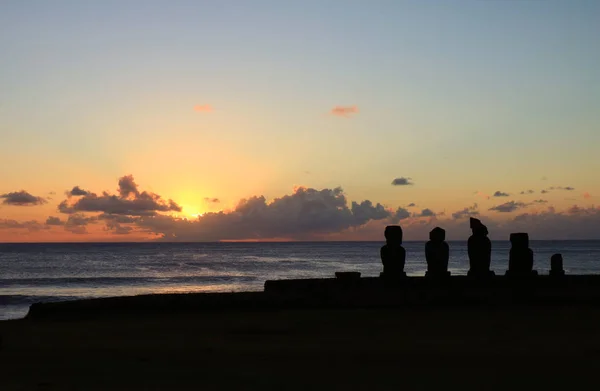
[1,1,599,242]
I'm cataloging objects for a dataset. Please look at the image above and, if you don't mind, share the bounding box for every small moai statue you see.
[506,233,537,276]
[380,225,406,278]
[467,217,494,277]
[425,227,450,277]
[550,253,565,277]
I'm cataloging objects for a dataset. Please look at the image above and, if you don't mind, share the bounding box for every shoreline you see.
[14,274,600,320]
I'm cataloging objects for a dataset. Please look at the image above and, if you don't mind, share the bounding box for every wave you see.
[0,275,258,287]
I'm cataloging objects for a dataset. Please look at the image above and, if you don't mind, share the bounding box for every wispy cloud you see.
[520,190,535,195]
[475,191,490,200]
[489,201,528,213]
[193,104,213,113]
[330,106,359,118]
[452,204,479,219]
[204,197,220,203]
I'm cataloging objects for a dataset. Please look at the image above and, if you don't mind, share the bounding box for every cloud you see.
[475,191,490,200]
[136,186,391,241]
[390,207,410,224]
[488,201,528,213]
[58,175,181,217]
[194,104,213,112]
[415,208,436,217]
[541,176,548,181]
[0,219,45,231]
[407,203,416,207]
[330,106,359,117]
[98,214,141,224]
[204,197,220,203]
[45,216,64,226]
[493,191,510,197]
[67,186,89,197]
[544,186,575,192]
[118,175,140,198]
[64,213,95,234]
[105,221,133,235]
[533,199,548,204]
[520,190,535,195]
[584,192,592,200]
[451,204,479,219]
[391,177,413,186]
[0,190,47,206]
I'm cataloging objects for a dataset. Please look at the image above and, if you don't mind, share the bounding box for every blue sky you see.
[1,1,599,241]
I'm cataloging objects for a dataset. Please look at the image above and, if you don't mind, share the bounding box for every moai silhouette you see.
[425,227,450,277]
[550,253,565,277]
[467,217,494,277]
[380,225,406,278]
[507,233,537,276]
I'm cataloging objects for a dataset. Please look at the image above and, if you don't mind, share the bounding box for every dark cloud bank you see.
[3,175,600,240]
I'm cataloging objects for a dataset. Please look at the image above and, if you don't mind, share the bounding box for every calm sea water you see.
[1,241,599,320]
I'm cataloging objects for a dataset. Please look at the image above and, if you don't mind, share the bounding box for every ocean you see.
[1,241,599,320]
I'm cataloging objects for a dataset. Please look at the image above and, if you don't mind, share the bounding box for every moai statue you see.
[467,217,494,277]
[550,253,565,277]
[506,233,537,277]
[425,227,450,277]
[380,225,406,278]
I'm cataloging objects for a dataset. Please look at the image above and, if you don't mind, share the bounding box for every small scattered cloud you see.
[407,203,416,207]
[390,207,410,224]
[533,199,548,204]
[105,221,133,235]
[45,216,64,226]
[64,213,95,234]
[493,191,510,197]
[520,190,535,195]
[452,204,479,220]
[330,106,359,118]
[391,177,413,186]
[415,208,436,217]
[488,201,528,213]
[204,197,220,203]
[0,190,47,206]
[66,186,89,197]
[541,189,550,194]
[194,104,213,113]
[0,219,45,231]
[562,186,575,191]
[475,191,490,200]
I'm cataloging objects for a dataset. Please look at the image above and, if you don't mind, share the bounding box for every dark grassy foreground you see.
[3,305,600,390]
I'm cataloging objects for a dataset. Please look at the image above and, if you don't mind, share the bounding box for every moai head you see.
[384,225,403,244]
[429,227,446,242]
[510,233,529,249]
[470,217,488,236]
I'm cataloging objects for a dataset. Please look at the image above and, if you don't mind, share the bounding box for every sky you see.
[1,0,599,242]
